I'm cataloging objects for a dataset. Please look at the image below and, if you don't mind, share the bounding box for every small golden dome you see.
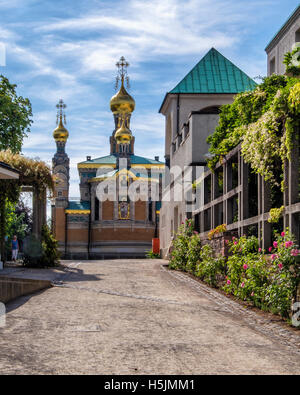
[110,79,135,114]
[115,118,132,144]
[53,117,69,142]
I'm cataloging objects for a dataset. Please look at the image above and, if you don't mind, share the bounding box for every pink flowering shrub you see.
[224,229,299,317]
[170,224,299,319]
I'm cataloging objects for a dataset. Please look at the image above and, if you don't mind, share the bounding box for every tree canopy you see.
[0,75,32,153]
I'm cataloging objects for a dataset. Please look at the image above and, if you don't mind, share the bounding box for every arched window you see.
[270,57,275,75]
[197,106,221,114]
[295,27,300,43]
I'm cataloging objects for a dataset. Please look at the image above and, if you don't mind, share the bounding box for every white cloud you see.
[1,0,275,197]
[34,0,249,77]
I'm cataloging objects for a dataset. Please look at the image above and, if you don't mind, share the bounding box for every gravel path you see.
[0,259,299,375]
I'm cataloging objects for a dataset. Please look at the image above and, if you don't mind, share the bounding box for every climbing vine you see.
[207,70,300,190]
[0,150,55,262]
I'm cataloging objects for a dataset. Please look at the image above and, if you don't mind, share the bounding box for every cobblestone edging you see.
[161,265,300,355]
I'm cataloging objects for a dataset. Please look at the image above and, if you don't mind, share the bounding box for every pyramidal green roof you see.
[170,48,257,94]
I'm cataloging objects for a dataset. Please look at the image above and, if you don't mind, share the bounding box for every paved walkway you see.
[0,259,300,374]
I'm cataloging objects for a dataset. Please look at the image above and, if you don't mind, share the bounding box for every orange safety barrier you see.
[152,238,160,254]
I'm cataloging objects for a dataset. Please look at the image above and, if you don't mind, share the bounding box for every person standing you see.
[11,235,19,262]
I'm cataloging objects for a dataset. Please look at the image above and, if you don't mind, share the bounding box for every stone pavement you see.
[0,259,300,375]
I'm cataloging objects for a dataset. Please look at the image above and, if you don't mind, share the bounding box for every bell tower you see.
[52,99,70,241]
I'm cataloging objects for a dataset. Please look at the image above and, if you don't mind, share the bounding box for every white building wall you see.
[266,7,300,75]
[159,93,236,258]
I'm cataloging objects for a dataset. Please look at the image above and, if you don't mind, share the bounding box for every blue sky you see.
[0,0,298,196]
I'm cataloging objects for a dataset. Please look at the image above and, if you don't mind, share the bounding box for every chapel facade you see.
[51,58,164,259]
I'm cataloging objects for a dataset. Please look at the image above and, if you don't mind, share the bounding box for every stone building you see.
[159,48,257,258]
[52,59,164,259]
[265,5,300,75]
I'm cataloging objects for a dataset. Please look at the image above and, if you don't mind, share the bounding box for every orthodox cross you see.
[115,56,130,90]
[56,99,67,125]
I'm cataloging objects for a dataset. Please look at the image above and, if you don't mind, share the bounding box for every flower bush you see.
[169,219,194,271]
[169,227,299,320]
[224,230,299,317]
[186,232,202,273]
[195,244,226,287]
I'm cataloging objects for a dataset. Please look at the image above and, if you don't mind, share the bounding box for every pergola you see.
[0,161,47,238]
[0,161,19,180]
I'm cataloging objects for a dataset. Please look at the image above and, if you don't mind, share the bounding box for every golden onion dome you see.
[53,117,69,142]
[115,118,132,144]
[110,79,135,114]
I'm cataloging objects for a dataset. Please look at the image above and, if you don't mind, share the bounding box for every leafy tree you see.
[0,75,33,262]
[0,75,32,153]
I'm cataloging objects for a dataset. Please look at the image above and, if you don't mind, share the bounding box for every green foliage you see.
[206,73,299,189]
[5,201,29,240]
[41,225,60,267]
[4,200,32,259]
[23,225,60,268]
[186,233,201,273]
[0,150,55,262]
[224,230,299,317]
[208,223,226,240]
[268,206,285,223]
[0,75,32,153]
[169,228,299,320]
[229,235,259,255]
[283,44,300,77]
[195,244,226,287]
[146,250,160,259]
[168,219,194,270]
[207,74,287,169]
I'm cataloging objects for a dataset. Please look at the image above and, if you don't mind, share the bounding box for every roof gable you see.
[170,48,257,94]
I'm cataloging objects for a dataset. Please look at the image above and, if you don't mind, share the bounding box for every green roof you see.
[169,48,256,95]
[67,201,90,211]
[78,154,117,165]
[130,155,164,165]
[79,154,164,166]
